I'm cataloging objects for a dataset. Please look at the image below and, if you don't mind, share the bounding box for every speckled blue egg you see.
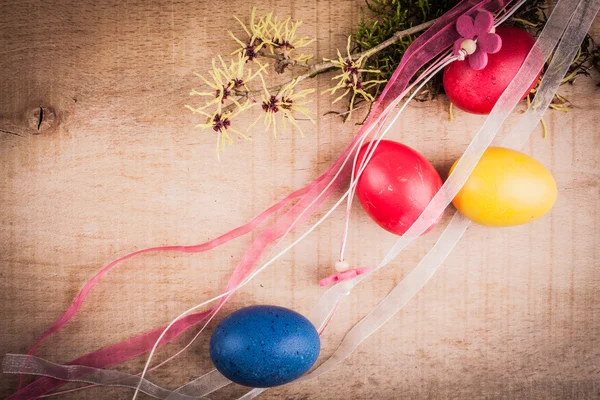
[209,305,320,388]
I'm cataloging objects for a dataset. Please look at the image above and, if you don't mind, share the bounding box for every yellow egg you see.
[450,147,557,226]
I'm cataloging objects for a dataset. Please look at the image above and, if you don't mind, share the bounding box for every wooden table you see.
[1,1,599,399]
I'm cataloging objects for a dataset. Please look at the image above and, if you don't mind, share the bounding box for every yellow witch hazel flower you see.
[188,9,317,158]
[270,16,316,64]
[248,76,315,137]
[229,8,315,71]
[229,8,274,63]
[323,36,386,119]
[187,54,268,158]
[218,53,268,92]
[188,53,266,113]
[186,104,253,159]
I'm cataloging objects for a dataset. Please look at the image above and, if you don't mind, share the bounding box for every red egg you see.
[443,26,541,115]
[355,140,443,236]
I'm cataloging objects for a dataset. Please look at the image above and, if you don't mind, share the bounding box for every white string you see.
[237,57,458,400]
[130,54,456,400]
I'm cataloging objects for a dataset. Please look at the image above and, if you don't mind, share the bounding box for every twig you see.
[295,20,436,84]
[360,20,436,59]
[226,19,437,108]
[259,52,312,72]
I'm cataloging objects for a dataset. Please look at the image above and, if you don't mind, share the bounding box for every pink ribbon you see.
[10,1,507,398]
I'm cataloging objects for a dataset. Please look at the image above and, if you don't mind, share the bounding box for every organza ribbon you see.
[3,1,503,398]
[3,354,231,400]
[8,3,596,394]
[129,3,496,390]
[7,148,354,400]
[291,0,599,387]
[6,2,487,399]
[17,0,592,398]
[236,0,598,397]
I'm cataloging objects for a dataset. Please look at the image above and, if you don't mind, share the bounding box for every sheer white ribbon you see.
[3,0,598,398]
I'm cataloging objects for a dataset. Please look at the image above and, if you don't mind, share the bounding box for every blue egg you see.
[209,305,320,388]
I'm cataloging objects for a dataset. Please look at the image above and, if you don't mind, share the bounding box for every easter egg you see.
[443,26,541,114]
[450,147,557,226]
[209,305,320,387]
[355,140,443,235]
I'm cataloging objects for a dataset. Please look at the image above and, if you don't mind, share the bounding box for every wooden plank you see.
[1,0,599,398]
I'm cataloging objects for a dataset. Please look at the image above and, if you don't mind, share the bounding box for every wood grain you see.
[1,1,599,399]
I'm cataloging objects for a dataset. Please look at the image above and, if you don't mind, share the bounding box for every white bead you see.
[335,260,350,272]
[460,39,477,55]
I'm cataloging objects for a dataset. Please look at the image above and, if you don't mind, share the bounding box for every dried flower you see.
[270,16,315,64]
[189,54,266,113]
[187,10,316,157]
[229,8,274,64]
[186,103,254,158]
[188,58,230,113]
[323,36,386,119]
[217,53,268,93]
[248,76,315,136]
[229,8,315,72]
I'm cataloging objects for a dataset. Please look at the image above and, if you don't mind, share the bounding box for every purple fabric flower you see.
[453,10,502,70]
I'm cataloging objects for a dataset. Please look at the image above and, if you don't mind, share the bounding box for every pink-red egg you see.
[355,140,443,236]
[443,26,541,115]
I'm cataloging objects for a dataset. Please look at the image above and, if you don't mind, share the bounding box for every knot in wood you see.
[28,106,57,134]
